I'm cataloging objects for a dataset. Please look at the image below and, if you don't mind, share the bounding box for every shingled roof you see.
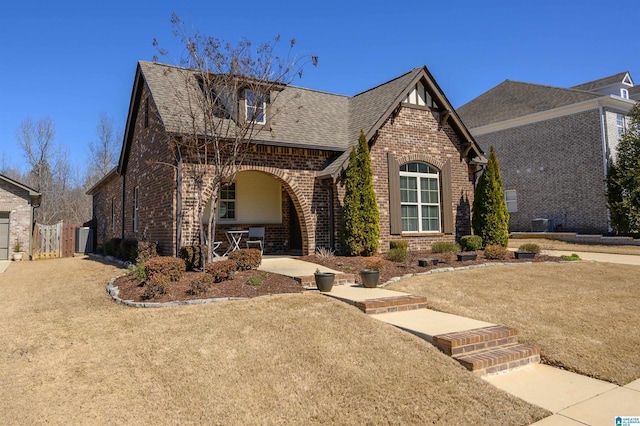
[457,80,601,129]
[570,71,631,91]
[120,61,482,177]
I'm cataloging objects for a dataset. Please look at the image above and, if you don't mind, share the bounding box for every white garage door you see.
[0,212,9,260]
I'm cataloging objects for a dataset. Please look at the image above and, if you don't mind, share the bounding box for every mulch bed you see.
[300,251,561,285]
[113,250,560,303]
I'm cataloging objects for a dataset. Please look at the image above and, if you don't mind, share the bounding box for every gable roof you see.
[570,71,633,91]
[118,61,483,178]
[0,173,41,205]
[457,80,602,129]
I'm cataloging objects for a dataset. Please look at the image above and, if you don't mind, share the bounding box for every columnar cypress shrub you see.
[472,146,510,247]
[340,130,380,256]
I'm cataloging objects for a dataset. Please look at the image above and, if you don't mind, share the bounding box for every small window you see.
[505,190,517,213]
[621,88,629,99]
[111,197,116,233]
[133,186,139,233]
[246,91,266,124]
[617,114,626,137]
[219,182,236,220]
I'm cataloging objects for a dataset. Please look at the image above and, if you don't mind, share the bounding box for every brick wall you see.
[0,181,34,257]
[336,105,475,252]
[120,84,177,254]
[91,174,123,245]
[473,109,608,233]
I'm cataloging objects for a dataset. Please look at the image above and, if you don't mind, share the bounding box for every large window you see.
[400,162,440,232]
[245,90,266,124]
[219,182,236,220]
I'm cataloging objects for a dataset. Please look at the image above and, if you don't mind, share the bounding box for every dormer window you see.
[246,90,266,124]
[621,88,629,99]
[403,81,438,108]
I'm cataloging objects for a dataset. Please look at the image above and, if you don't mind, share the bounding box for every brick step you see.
[352,295,429,314]
[454,343,540,376]
[297,273,355,288]
[432,325,519,356]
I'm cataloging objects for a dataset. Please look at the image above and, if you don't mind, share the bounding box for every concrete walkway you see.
[542,249,640,266]
[259,256,640,425]
[0,260,11,273]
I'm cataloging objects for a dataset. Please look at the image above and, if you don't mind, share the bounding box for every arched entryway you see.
[200,168,313,255]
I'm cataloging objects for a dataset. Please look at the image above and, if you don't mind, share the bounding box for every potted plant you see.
[314,268,335,292]
[514,243,540,259]
[360,258,383,288]
[13,240,24,261]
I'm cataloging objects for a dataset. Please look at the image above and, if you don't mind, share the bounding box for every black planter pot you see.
[360,269,380,288]
[456,253,478,262]
[314,272,335,292]
[514,251,536,259]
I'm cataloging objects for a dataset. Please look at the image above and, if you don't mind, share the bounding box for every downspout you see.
[598,103,612,233]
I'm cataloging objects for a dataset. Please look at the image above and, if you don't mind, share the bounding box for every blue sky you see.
[1,0,638,176]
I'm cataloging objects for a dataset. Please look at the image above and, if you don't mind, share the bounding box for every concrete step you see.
[352,294,429,314]
[432,325,519,356]
[454,343,540,376]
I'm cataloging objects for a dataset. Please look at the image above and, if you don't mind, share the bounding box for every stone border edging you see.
[378,261,564,287]
[106,277,249,308]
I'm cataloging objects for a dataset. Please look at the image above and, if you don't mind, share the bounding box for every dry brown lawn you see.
[0,256,548,425]
[509,238,640,255]
[388,262,640,385]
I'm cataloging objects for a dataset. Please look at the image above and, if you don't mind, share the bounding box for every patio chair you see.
[245,227,265,254]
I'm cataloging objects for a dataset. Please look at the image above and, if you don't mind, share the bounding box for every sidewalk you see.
[542,249,640,266]
[0,260,11,273]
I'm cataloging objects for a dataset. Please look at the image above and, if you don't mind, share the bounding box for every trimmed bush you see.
[144,257,186,283]
[460,235,482,252]
[189,274,215,296]
[561,253,581,261]
[518,243,541,254]
[179,245,208,271]
[484,245,508,260]
[389,240,408,251]
[117,239,138,262]
[385,248,408,262]
[137,241,158,264]
[205,259,237,283]
[131,263,147,282]
[431,241,461,254]
[143,276,170,299]
[229,249,262,271]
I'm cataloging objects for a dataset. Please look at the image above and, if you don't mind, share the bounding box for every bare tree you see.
[86,112,120,186]
[155,14,317,258]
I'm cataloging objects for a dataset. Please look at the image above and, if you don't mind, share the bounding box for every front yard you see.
[387,261,640,385]
[0,256,547,425]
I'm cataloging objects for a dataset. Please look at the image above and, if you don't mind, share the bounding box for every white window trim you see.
[400,163,441,233]
[218,182,236,221]
[245,91,266,124]
[621,88,629,99]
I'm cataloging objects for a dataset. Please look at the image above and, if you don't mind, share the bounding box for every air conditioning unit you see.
[531,218,549,232]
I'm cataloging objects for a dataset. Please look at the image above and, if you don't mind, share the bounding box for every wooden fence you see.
[32,222,79,259]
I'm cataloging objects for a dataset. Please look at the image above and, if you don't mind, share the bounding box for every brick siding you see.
[0,180,34,257]
[473,109,609,233]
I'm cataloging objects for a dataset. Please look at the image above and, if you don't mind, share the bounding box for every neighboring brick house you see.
[88,61,485,256]
[0,174,41,260]
[457,72,638,234]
